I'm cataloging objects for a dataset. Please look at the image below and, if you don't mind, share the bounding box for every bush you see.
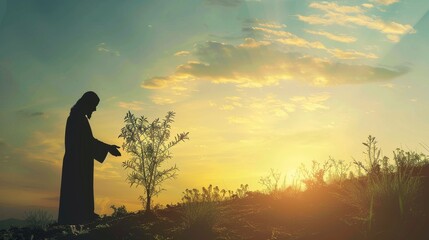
[181,185,221,236]
[119,111,189,212]
[110,205,128,218]
[300,160,331,190]
[344,136,423,238]
[259,169,283,194]
[24,209,54,229]
[180,184,249,232]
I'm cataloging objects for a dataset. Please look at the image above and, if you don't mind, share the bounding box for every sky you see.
[0,0,428,220]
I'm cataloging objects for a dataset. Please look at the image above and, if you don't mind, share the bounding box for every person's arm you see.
[92,139,121,163]
[93,139,108,163]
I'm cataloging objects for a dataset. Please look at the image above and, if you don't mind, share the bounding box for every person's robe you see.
[58,108,109,225]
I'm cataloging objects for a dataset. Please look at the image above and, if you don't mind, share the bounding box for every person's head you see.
[72,91,100,119]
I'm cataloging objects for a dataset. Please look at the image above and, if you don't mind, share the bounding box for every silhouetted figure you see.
[58,91,121,225]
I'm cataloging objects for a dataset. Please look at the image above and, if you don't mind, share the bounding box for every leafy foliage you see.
[24,209,53,229]
[259,169,283,193]
[327,157,351,186]
[300,160,331,189]
[110,205,128,218]
[344,136,425,238]
[119,111,189,211]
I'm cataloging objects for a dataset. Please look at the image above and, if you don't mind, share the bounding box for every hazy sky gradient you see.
[0,0,428,219]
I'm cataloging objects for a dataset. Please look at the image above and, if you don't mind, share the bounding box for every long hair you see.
[71,91,99,117]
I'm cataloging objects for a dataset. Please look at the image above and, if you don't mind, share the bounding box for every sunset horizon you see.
[1,0,428,222]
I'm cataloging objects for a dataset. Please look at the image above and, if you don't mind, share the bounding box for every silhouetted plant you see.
[119,111,189,212]
[353,135,382,179]
[259,169,282,193]
[300,160,331,189]
[235,184,249,198]
[110,205,127,217]
[345,136,423,238]
[394,148,428,174]
[327,157,351,186]
[24,209,54,229]
[181,185,221,235]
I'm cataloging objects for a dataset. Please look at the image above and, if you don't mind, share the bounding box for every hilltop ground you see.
[2,174,429,240]
[3,137,429,240]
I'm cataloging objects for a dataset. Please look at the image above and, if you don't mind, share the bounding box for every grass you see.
[180,184,252,239]
[24,209,54,229]
[2,135,429,240]
[340,136,425,239]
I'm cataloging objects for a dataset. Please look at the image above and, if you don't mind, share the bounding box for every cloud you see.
[174,51,191,57]
[256,21,287,29]
[216,94,297,126]
[16,110,45,118]
[248,27,376,59]
[205,0,243,7]
[118,101,144,111]
[290,93,331,111]
[239,38,271,48]
[0,132,62,193]
[142,73,197,105]
[309,1,363,14]
[362,3,374,8]
[143,40,407,88]
[329,48,377,59]
[298,1,415,42]
[41,196,60,203]
[372,0,399,6]
[306,30,357,43]
[386,34,400,43]
[213,93,329,128]
[276,37,326,49]
[97,43,120,56]
[94,162,121,180]
[141,76,174,89]
[380,83,395,88]
[150,96,177,105]
[147,81,195,105]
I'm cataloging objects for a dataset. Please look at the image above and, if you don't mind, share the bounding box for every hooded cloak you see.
[58,93,109,224]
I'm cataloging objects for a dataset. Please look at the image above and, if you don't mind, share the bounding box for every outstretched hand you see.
[109,145,121,156]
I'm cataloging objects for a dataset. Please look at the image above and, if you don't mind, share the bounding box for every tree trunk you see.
[145,193,151,212]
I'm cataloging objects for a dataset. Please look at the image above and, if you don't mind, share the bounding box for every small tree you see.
[119,111,189,212]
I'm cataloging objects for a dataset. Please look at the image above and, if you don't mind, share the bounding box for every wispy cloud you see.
[309,1,363,13]
[205,0,243,7]
[142,40,406,89]
[212,93,329,129]
[95,162,121,180]
[150,96,177,105]
[118,101,144,111]
[257,21,287,29]
[250,27,376,59]
[362,3,374,8]
[306,30,357,43]
[290,93,331,111]
[97,43,120,56]
[16,110,45,118]
[174,51,191,57]
[329,48,377,59]
[239,38,271,48]
[0,131,62,199]
[142,75,197,105]
[372,0,399,6]
[215,94,296,126]
[380,83,395,88]
[298,1,415,42]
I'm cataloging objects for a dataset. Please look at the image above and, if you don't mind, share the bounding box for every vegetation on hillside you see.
[2,135,429,240]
